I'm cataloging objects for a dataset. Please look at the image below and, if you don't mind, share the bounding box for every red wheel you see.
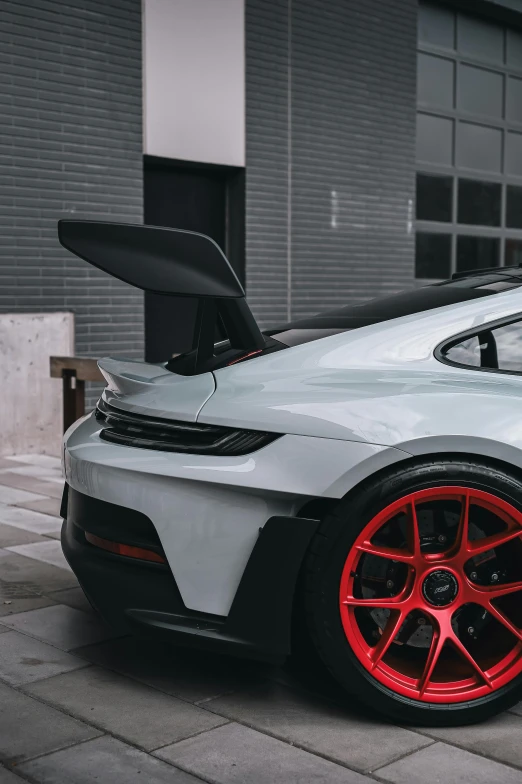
[305,460,522,725]
[340,487,522,704]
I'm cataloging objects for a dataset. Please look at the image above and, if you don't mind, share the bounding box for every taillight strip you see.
[85,532,166,564]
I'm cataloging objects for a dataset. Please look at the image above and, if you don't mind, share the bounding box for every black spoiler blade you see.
[58,220,245,299]
[58,219,265,367]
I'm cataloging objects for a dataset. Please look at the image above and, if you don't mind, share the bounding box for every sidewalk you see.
[1,453,522,783]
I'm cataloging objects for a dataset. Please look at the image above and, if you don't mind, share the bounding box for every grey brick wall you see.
[0,0,143,406]
[245,0,418,328]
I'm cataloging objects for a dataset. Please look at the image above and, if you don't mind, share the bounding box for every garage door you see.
[416,1,522,280]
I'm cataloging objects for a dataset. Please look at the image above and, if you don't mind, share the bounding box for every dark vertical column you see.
[245,0,290,329]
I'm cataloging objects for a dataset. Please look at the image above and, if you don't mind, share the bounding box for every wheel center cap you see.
[422,570,459,607]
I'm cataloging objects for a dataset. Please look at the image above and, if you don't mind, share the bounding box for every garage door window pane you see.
[416,174,452,221]
[507,30,522,70]
[506,133,522,177]
[507,78,522,125]
[507,186,522,229]
[458,179,501,226]
[457,15,504,63]
[457,236,500,272]
[457,123,502,173]
[506,239,522,266]
[416,233,452,278]
[417,114,454,166]
[418,54,454,109]
[419,2,455,49]
[459,65,503,119]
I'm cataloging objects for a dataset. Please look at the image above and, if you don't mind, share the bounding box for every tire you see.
[304,457,522,725]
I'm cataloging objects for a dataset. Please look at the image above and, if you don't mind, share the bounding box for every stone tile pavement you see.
[1,453,522,783]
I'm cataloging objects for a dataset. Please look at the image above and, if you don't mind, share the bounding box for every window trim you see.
[434,311,522,376]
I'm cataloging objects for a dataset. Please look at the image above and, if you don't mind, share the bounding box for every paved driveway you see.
[1,453,522,784]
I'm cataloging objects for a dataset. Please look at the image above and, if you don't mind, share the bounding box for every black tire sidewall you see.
[305,458,522,725]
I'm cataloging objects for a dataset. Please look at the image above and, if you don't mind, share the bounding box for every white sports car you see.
[60,220,522,726]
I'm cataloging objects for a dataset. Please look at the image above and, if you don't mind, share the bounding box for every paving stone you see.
[76,636,264,703]
[0,605,119,651]
[0,551,76,593]
[0,578,55,618]
[0,523,47,548]
[0,458,27,470]
[0,680,101,764]
[0,473,63,500]
[1,466,63,480]
[0,630,86,685]
[0,487,46,506]
[0,506,62,537]
[156,722,372,784]
[24,666,229,751]
[206,682,431,772]
[18,736,200,784]
[0,765,25,784]
[417,711,522,770]
[47,587,94,614]
[376,741,522,784]
[5,541,71,572]
[15,497,61,518]
[6,455,62,470]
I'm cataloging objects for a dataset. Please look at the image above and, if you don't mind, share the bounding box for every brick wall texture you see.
[245,0,419,328]
[0,0,143,405]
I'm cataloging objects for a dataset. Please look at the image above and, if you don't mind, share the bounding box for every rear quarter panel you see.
[201,291,522,466]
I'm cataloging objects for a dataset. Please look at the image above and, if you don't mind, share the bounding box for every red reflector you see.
[85,532,166,564]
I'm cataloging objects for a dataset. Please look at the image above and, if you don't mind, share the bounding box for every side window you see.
[444,336,481,367]
[443,319,522,373]
[493,322,522,372]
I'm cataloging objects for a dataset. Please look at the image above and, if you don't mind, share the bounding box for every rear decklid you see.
[98,357,214,422]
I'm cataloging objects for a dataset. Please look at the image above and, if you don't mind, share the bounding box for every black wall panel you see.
[0,0,143,404]
[245,0,418,328]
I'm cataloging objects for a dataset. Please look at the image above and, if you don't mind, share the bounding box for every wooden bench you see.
[50,357,104,432]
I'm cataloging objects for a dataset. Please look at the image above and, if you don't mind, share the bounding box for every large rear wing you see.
[58,220,265,370]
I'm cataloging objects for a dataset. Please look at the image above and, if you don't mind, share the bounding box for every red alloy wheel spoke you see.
[474,580,522,601]
[344,574,415,610]
[418,623,445,697]
[406,500,422,561]
[369,610,406,669]
[483,601,522,642]
[343,594,410,611]
[450,492,470,561]
[450,632,493,689]
[467,526,522,559]
[418,621,493,695]
[355,541,415,564]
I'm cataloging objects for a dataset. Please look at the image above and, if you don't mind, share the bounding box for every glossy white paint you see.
[203,290,522,453]
[64,414,407,614]
[63,288,522,616]
[98,357,215,422]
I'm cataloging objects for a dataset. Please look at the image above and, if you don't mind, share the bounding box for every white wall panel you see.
[143,0,245,166]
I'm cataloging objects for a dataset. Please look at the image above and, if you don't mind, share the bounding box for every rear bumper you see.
[64,412,397,616]
[62,485,318,662]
